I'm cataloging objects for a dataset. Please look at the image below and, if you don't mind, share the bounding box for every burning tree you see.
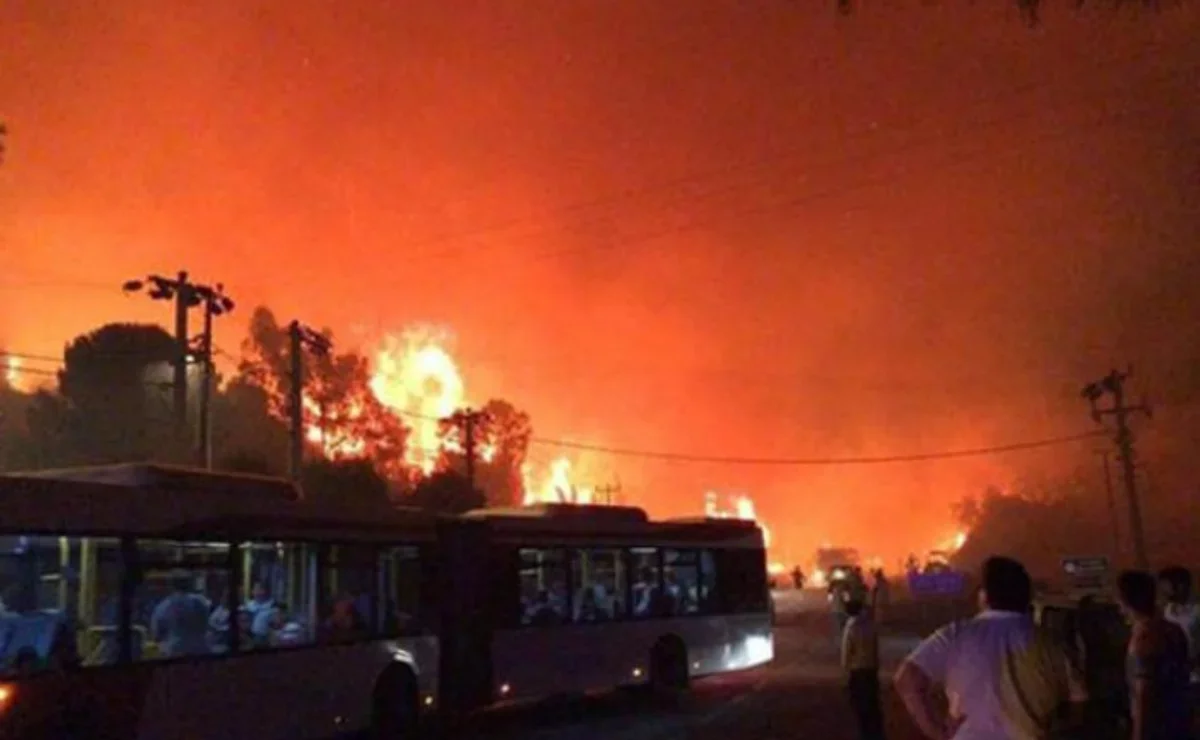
[436,398,532,507]
[237,306,410,479]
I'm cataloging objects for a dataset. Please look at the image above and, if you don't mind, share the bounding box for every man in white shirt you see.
[1158,566,1200,684]
[893,556,1086,740]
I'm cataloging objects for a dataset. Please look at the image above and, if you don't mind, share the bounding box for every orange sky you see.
[2,1,1199,566]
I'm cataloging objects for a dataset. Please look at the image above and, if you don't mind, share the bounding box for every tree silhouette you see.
[950,479,1119,577]
[301,457,394,512]
[211,378,289,475]
[51,323,180,464]
[406,470,485,515]
[0,382,34,470]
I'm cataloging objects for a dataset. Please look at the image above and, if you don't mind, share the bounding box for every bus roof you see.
[0,465,437,540]
[463,503,650,524]
[9,463,303,503]
[461,504,765,547]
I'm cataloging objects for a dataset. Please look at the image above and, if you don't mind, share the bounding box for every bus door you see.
[436,519,497,713]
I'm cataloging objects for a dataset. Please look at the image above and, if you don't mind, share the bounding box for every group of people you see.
[151,577,368,657]
[837,556,1199,740]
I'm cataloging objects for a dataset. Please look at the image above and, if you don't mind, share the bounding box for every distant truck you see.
[812,546,862,588]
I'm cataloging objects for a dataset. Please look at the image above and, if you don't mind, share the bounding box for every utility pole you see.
[192,284,235,469]
[593,482,622,506]
[1095,449,1121,562]
[445,408,489,491]
[1082,367,1152,569]
[123,272,208,459]
[287,320,331,481]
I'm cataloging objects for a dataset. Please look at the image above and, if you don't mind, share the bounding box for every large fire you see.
[303,325,587,500]
[2,356,21,389]
[704,491,771,548]
[368,327,465,475]
[704,492,783,573]
[521,457,603,505]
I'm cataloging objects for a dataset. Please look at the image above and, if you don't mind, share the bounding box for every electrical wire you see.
[0,51,1188,296]
[328,43,1178,267]
[2,360,1112,465]
[1,364,174,389]
[391,405,1107,465]
[525,430,1109,466]
[392,60,1195,269]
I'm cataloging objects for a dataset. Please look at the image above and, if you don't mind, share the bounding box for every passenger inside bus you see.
[321,594,367,643]
[525,590,564,626]
[149,572,211,658]
[1,534,425,673]
[633,567,674,617]
[245,581,275,617]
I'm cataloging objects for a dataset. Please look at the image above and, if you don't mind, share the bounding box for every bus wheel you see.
[649,635,690,697]
[371,667,420,740]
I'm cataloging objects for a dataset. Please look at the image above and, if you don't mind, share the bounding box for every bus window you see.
[319,545,377,643]
[629,547,668,618]
[698,550,718,613]
[664,550,701,615]
[715,549,769,614]
[133,540,231,661]
[518,548,567,627]
[0,535,120,675]
[237,542,317,651]
[570,549,626,622]
[378,546,423,635]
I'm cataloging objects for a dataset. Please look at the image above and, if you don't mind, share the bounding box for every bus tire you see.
[649,635,690,696]
[371,665,421,740]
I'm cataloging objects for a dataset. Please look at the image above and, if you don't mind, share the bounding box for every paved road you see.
[454,604,936,740]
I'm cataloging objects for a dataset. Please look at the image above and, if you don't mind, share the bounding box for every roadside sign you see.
[1062,556,1109,593]
[1061,556,1109,577]
[908,570,967,598]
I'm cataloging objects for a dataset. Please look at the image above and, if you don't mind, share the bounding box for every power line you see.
[296,395,1112,465]
[327,44,1175,267]
[391,59,1193,270]
[0,346,236,366]
[2,364,174,389]
[496,69,1196,272]
[3,359,1110,466]
[526,430,1107,466]
[0,54,1188,300]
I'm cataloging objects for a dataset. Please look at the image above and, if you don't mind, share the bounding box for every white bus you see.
[0,464,440,740]
[0,467,773,739]
[448,504,774,707]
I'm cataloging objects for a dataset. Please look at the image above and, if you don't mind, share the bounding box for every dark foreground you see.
[441,591,957,740]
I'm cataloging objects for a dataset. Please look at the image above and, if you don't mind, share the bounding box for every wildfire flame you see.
[368,327,466,475]
[303,397,367,458]
[2,356,20,389]
[299,324,593,504]
[704,492,772,549]
[523,457,595,505]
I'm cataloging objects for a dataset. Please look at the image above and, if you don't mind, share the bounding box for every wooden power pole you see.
[445,408,489,491]
[1082,368,1152,569]
[287,320,331,482]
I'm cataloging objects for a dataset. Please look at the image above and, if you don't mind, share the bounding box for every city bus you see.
[0,464,441,740]
[0,466,773,738]
[446,504,774,708]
